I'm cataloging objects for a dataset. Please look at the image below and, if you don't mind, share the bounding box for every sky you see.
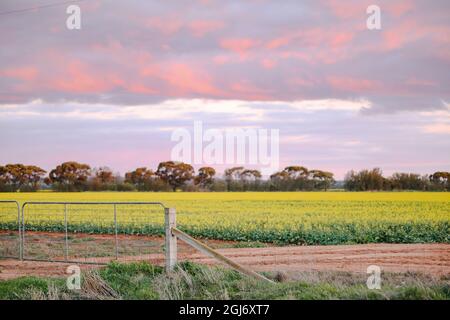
[0,0,449,179]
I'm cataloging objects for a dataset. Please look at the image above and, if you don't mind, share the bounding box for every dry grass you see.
[153,264,230,300]
[80,269,121,300]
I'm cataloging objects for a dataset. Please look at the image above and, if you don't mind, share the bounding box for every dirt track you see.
[1,243,449,280]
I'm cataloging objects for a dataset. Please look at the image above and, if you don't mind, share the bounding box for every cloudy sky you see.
[0,0,449,178]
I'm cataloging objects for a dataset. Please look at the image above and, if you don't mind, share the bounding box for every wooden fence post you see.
[164,207,177,272]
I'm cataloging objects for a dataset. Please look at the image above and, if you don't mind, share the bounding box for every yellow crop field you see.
[0,192,449,245]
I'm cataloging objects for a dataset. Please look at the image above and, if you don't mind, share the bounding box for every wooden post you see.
[164,207,177,272]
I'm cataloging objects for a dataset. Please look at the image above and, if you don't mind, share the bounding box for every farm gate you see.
[0,201,272,282]
[19,201,166,264]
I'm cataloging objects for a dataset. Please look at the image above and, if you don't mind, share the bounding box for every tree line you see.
[0,162,448,192]
[344,168,449,191]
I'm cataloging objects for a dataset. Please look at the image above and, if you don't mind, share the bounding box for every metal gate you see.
[20,201,167,264]
[1,201,272,282]
[0,200,21,259]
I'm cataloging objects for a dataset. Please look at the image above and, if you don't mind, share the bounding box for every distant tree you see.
[90,167,116,191]
[239,169,262,191]
[269,170,290,191]
[430,171,450,191]
[273,165,314,190]
[23,165,47,191]
[194,167,216,189]
[124,167,160,191]
[95,167,115,184]
[309,170,335,191]
[156,161,194,191]
[46,161,91,191]
[0,166,7,191]
[224,166,245,191]
[389,172,428,191]
[344,168,384,191]
[284,166,309,179]
[224,167,245,180]
[0,164,46,191]
[240,169,262,181]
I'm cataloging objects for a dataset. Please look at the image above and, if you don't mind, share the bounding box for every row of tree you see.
[0,162,448,192]
[344,168,450,191]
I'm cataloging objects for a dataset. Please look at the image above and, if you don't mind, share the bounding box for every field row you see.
[0,192,449,245]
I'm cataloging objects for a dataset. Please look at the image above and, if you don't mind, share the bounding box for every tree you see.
[0,166,7,191]
[430,171,450,191]
[22,165,47,190]
[90,167,115,191]
[46,161,91,191]
[389,172,427,191]
[239,169,262,191]
[269,170,290,191]
[309,170,335,191]
[0,164,46,191]
[124,167,160,191]
[284,166,309,179]
[224,167,245,191]
[344,168,384,191]
[156,161,194,191]
[240,169,262,181]
[269,165,313,190]
[224,167,245,180]
[194,167,216,189]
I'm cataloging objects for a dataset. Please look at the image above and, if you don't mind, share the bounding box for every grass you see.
[0,262,449,300]
[0,192,449,245]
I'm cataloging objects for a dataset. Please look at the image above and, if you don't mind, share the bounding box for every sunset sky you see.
[0,0,449,178]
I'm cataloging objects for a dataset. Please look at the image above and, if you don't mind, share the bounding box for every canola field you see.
[0,192,449,245]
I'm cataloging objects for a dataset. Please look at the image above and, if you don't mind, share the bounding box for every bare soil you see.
[0,231,449,280]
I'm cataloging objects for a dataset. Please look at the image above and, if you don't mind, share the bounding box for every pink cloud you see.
[126,83,156,94]
[323,0,366,19]
[266,34,293,49]
[378,20,449,52]
[162,63,223,96]
[265,27,356,65]
[50,60,123,93]
[145,16,183,35]
[405,78,437,88]
[289,77,315,87]
[385,0,414,17]
[1,66,38,81]
[212,55,231,65]
[219,38,260,58]
[188,20,224,37]
[327,76,381,93]
[330,32,354,48]
[229,81,271,100]
[260,58,277,69]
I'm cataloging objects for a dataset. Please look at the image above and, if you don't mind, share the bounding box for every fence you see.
[11,201,166,264]
[165,208,273,283]
[1,201,272,282]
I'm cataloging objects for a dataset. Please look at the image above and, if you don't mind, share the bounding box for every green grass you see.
[0,262,448,300]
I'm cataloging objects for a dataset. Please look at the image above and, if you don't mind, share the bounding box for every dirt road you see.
[1,243,449,280]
